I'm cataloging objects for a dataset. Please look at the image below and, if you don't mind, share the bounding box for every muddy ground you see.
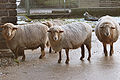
[1,32,120,80]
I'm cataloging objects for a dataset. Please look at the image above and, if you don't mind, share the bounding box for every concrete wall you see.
[70,7,120,18]
[77,0,120,8]
[78,0,99,8]
[0,0,17,49]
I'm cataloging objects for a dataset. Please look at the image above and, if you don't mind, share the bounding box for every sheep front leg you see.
[21,50,25,61]
[80,44,85,61]
[110,43,114,56]
[39,44,45,59]
[14,48,19,60]
[58,51,62,63]
[49,47,52,53]
[65,49,69,64]
[103,43,108,56]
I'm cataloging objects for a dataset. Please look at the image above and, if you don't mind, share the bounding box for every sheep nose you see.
[105,33,110,36]
[53,36,58,41]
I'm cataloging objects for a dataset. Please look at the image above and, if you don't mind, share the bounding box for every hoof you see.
[105,54,108,56]
[65,60,69,64]
[58,59,61,63]
[21,58,25,62]
[87,57,90,61]
[110,53,112,56]
[80,57,84,61]
[39,55,43,59]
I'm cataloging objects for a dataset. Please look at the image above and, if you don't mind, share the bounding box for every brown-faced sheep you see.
[95,15,120,56]
[42,20,65,53]
[0,23,48,61]
[47,22,92,64]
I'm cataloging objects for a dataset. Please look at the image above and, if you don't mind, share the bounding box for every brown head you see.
[47,27,64,41]
[99,22,115,38]
[0,23,18,40]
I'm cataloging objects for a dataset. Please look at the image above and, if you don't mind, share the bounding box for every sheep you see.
[95,15,120,56]
[42,20,65,53]
[47,22,92,64]
[0,22,48,61]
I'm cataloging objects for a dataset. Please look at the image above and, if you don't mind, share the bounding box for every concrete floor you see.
[1,32,120,80]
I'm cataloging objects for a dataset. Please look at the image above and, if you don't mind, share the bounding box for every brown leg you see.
[21,50,25,61]
[39,45,45,59]
[103,43,108,56]
[110,43,114,56]
[49,47,52,53]
[80,44,85,61]
[65,49,69,64]
[14,48,19,60]
[58,51,62,63]
[85,44,91,61]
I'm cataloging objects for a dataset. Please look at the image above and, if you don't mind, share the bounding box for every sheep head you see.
[99,22,115,37]
[0,23,18,40]
[48,27,64,41]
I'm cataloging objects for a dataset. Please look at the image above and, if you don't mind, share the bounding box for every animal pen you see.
[16,0,120,16]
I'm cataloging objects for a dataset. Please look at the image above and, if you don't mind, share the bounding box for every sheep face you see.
[48,27,64,41]
[0,23,18,40]
[99,22,115,38]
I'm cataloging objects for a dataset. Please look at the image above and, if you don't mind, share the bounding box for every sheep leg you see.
[39,45,45,59]
[65,49,69,64]
[49,47,52,53]
[58,51,62,63]
[14,48,19,60]
[103,43,108,56]
[110,43,114,56]
[86,44,91,61]
[21,50,25,61]
[80,44,85,61]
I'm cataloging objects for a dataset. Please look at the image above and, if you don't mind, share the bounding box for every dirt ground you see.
[1,32,120,80]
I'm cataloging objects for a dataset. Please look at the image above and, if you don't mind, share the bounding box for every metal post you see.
[78,0,80,8]
[64,0,66,12]
[25,0,30,16]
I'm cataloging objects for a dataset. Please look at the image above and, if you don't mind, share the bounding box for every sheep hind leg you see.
[65,49,69,64]
[110,43,114,56]
[58,51,62,63]
[85,44,91,61]
[39,45,45,59]
[103,43,108,56]
[80,44,85,61]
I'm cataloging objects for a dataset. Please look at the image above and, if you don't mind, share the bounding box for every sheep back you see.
[7,22,48,51]
[48,22,92,52]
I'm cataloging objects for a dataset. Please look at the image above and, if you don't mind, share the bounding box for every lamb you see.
[95,15,120,56]
[47,22,92,64]
[0,22,48,61]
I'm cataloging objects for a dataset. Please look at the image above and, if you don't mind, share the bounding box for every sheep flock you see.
[0,15,120,64]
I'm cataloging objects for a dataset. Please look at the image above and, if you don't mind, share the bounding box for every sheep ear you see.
[0,25,5,28]
[13,27,18,30]
[111,27,115,29]
[47,30,51,32]
[42,22,48,26]
[59,30,64,33]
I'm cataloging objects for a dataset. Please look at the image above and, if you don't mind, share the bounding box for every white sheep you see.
[0,22,48,61]
[42,20,65,53]
[47,22,92,64]
[95,15,120,56]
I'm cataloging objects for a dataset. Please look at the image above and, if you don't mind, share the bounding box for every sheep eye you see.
[100,27,104,29]
[111,27,115,29]
[55,31,58,33]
